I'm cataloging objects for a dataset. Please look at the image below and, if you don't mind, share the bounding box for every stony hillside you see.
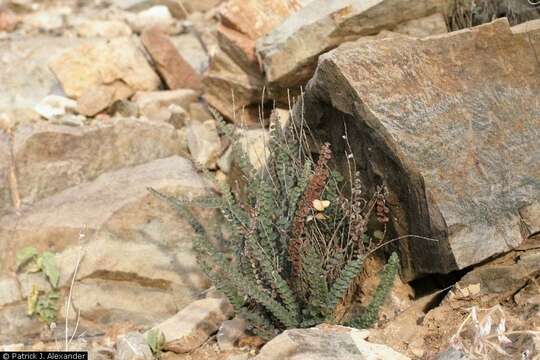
[0,0,539,359]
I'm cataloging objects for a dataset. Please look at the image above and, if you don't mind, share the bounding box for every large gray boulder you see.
[293,19,540,279]
[256,0,451,88]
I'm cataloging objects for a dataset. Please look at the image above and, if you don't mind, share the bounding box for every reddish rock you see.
[216,24,259,75]
[219,0,302,40]
[141,27,202,91]
[0,6,19,32]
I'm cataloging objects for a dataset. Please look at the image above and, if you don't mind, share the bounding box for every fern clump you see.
[150,111,400,340]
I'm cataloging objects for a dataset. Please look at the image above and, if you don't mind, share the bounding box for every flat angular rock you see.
[0,118,186,213]
[202,49,264,125]
[74,19,132,38]
[0,156,210,272]
[149,297,233,353]
[294,19,540,279]
[393,13,448,37]
[141,27,202,91]
[133,89,199,122]
[186,119,222,168]
[0,277,21,306]
[256,0,451,88]
[0,36,84,114]
[450,248,540,304]
[219,0,302,40]
[170,33,209,73]
[202,0,305,124]
[0,156,215,329]
[116,332,153,360]
[76,85,116,116]
[254,325,410,360]
[49,38,160,99]
[126,5,177,33]
[217,318,247,351]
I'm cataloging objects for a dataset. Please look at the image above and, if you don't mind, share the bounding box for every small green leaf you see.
[16,246,39,271]
[373,230,384,240]
[27,285,39,316]
[146,329,166,355]
[39,252,60,288]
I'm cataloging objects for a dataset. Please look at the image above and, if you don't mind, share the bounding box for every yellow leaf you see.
[313,199,330,212]
[315,213,328,220]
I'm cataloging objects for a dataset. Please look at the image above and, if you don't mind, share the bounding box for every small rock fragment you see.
[76,85,116,116]
[393,13,448,38]
[74,19,132,38]
[148,297,233,353]
[0,277,21,306]
[186,119,221,169]
[254,325,410,360]
[126,5,176,33]
[115,332,153,360]
[132,89,198,122]
[217,318,247,352]
[34,95,77,120]
[0,6,19,32]
[141,27,202,90]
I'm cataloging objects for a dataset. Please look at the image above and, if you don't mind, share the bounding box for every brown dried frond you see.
[348,174,368,255]
[288,143,332,276]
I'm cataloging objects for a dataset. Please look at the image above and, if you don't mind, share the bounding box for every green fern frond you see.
[301,244,328,312]
[326,257,364,319]
[348,252,400,329]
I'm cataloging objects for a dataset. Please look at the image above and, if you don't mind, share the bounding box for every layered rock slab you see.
[295,19,540,279]
[0,156,217,331]
[0,118,187,214]
[256,0,451,88]
[254,325,410,360]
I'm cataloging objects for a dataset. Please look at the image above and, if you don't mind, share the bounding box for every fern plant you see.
[150,110,400,340]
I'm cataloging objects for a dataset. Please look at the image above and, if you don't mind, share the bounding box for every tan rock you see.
[188,102,213,123]
[256,0,451,88]
[219,0,302,40]
[74,19,132,38]
[0,277,21,306]
[0,118,186,213]
[255,325,410,360]
[0,6,19,32]
[76,85,116,116]
[186,119,221,168]
[294,19,540,279]
[126,5,177,33]
[238,129,270,170]
[216,24,259,75]
[116,332,153,360]
[511,18,540,33]
[202,49,264,125]
[1,156,216,329]
[170,33,210,73]
[0,36,85,114]
[393,13,448,37]
[141,27,202,90]
[133,89,199,122]
[49,38,160,99]
[217,318,247,351]
[149,298,234,353]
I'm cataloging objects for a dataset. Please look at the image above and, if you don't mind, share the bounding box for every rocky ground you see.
[0,0,539,359]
